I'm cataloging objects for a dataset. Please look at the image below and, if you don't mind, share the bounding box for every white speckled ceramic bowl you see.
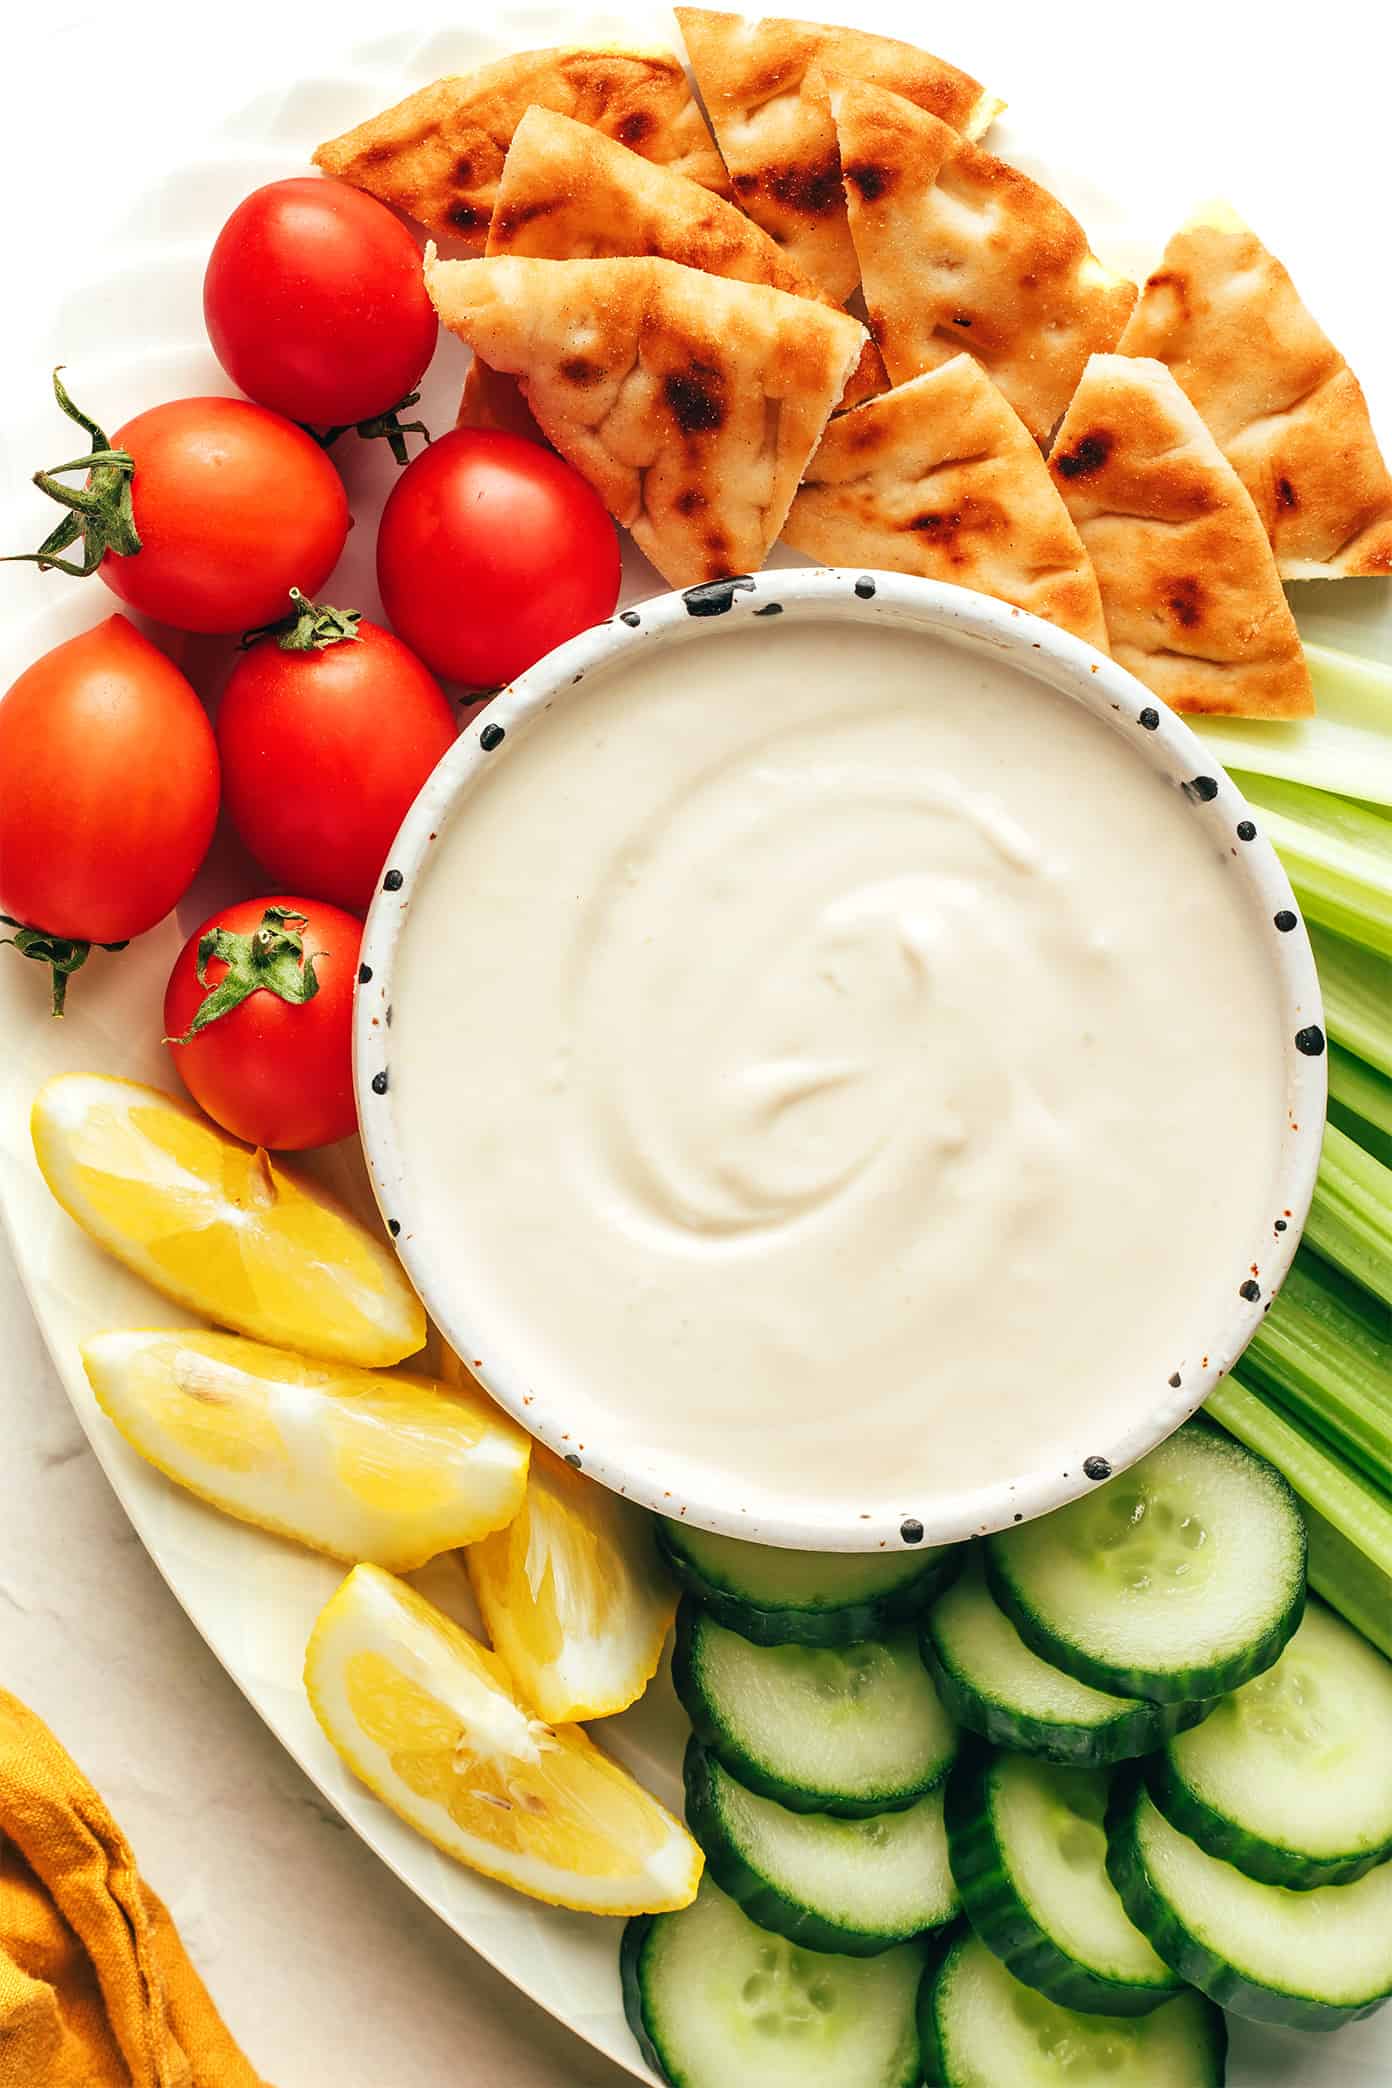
[355,569,1325,1553]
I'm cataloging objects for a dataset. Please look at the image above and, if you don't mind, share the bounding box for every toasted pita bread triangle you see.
[313,46,728,252]
[832,79,1135,443]
[1117,208,1392,579]
[1049,356,1312,717]
[457,356,547,443]
[784,357,1108,647]
[675,8,1001,303]
[426,251,866,588]
[481,105,885,408]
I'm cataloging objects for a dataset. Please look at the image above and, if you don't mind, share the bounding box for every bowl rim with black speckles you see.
[353,566,1326,1554]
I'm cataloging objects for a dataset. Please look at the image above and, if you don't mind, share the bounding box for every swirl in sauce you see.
[392,622,1285,1518]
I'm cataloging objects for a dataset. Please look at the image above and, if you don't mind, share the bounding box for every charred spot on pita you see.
[846,415,884,453]
[909,509,959,534]
[665,370,725,435]
[560,355,605,387]
[616,109,654,147]
[843,161,892,203]
[493,196,560,242]
[1165,576,1205,628]
[1276,476,1300,511]
[453,155,475,185]
[447,201,483,232]
[675,488,709,515]
[767,154,843,218]
[1054,430,1113,479]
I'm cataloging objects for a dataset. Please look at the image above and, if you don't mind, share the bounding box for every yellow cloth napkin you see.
[0,1689,266,2087]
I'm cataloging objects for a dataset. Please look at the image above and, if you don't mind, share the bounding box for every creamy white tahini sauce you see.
[391,621,1285,1520]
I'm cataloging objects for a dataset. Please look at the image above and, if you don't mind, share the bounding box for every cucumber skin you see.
[620,1915,674,2084]
[918,1929,1227,2088]
[658,1526,964,1647]
[921,1619,1219,1766]
[982,1540,1307,1705]
[943,1747,1180,2017]
[1105,1770,1392,2030]
[671,1600,954,1818]
[1144,1750,1392,1892]
[683,1739,948,1958]
[914,1927,981,2088]
[916,1930,982,2088]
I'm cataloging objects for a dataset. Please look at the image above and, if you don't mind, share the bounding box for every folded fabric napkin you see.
[0,1688,265,2086]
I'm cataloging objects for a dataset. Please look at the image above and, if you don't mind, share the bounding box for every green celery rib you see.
[1335,1044,1392,1177]
[1305,1121,1392,1309]
[1303,1506,1392,1660]
[1308,924,1392,1082]
[1191,643,1392,808]
[1246,1258,1392,1492]
[1232,772,1392,960]
[1329,1043,1392,1139]
[1206,1375,1392,1582]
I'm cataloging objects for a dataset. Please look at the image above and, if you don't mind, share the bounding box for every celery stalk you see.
[1232,773,1392,959]
[1192,642,1392,807]
[1303,1505,1392,1660]
[1308,924,1392,1081]
[1329,1045,1392,1169]
[1329,1044,1392,1138]
[1206,1375,1392,1581]
[1305,1121,1392,1309]
[1246,1259,1392,1491]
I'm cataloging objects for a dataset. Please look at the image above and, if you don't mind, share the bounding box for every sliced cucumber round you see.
[920,1929,1227,2088]
[684,1738,958,1958]
[1147,1596,1392,1890]
[672,1600,958,1816]
[945,1747,1180,2016]
[985,1422,1306,1702]
[659,1521,962,1647]
[622,1878,926,2088]
[923,1553,1218,1765]
[1107,1772,1392,2029]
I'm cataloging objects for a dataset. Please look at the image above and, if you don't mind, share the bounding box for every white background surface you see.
[4,3,1392,2084]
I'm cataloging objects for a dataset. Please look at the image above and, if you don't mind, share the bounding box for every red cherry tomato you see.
[203,179,438,428]
[0,617,219,1008]
[376,428,621,686]
[218,595,457,913]
[164,897,360,1150]
[18,377,349,635]
[100,398,349,632]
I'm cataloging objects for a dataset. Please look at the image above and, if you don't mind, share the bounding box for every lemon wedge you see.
[467,1442,676,1722]
[82,1330,530,1570]
[305,1565,702,1913]
[32,1074,424,1365]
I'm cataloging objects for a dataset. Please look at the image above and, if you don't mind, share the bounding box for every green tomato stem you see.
[0,916,129,1017]
[166,904,321,1043]
[240,587,362,654]
[3,369,141,577]
[309,389,431,468]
